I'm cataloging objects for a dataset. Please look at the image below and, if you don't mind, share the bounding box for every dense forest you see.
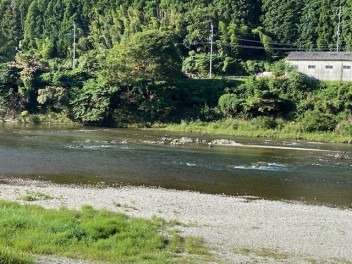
[0,0,351,137]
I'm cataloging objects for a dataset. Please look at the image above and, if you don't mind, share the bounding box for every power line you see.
[238,38,299,47]
[236,45,304,51]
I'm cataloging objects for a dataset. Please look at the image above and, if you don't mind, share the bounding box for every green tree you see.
[218,93,244,117]
[0,33,16,62]
[0,0,23,47]
[22,0,44,51]
[181,0,216,50]
[106,30,182,84]
[71,77,114,123]
[0,62,24,117]
[262,0,304,44]
[105,29,182,123]
[297,1,320,50]
[341,1,352,51]
[182,51,209,77]
[316,0,338,51]
[37,86,68,112]
[215,0,252,25]
[216,21,242,73]
[14,52,48,111]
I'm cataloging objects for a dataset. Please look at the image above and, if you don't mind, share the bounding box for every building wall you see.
[287,60,352,81]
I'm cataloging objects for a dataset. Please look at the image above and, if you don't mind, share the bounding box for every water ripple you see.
[232,162,291,172]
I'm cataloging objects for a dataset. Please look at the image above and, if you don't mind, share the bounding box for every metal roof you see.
[287,52,352,61]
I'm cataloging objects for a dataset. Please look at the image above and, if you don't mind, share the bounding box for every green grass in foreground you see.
[0,246,33,264]
[0,201,210,264]
[160,119,351,144]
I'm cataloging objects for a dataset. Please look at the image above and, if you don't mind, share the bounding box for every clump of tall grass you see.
[0,201,209,263]
[0,246,33,264]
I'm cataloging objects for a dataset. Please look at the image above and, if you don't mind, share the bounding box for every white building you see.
[286,52,352,81]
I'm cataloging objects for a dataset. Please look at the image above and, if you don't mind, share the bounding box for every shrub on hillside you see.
[334,119,352,135]
[250,116,277,130]
[218,94,243,117]
[299,110,337,132]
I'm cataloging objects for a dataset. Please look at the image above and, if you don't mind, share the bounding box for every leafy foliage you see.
[0,0,351,134]
[218,93,243,117]
[300,110,337,132]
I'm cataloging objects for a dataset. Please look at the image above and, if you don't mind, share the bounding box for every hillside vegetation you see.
[0,0,351,139]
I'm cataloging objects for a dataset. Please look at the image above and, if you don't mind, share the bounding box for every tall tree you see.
[0,33,16,62]
[0,0,23,47]
[316,0,339,51]
[297,1,320,51]
[107,30,182,122]
[22,0,44,50]
[262,0,304,44]
[341,0,352,51]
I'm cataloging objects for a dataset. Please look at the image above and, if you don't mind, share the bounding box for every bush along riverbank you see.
[1,57,351,143]
[0,200,210,264]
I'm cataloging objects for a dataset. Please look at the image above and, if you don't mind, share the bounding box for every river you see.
[0,123,351,208]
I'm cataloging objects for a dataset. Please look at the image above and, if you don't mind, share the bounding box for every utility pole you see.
[72,23,76,68]
[209,23,214,79]
[336,6,342,52]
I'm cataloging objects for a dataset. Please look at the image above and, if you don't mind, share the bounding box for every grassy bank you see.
[3,112,75,124]
[159,119,351,144]
[0,201,210,264]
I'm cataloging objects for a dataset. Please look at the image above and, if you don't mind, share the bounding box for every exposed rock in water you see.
[334,152,349,160]
[142,140,165,145]
[171,137,194,145]
[180,137,194,144]
[195,138,207,144]
[211,139,240,146]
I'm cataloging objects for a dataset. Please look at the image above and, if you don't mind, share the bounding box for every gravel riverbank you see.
[0,178,351,263]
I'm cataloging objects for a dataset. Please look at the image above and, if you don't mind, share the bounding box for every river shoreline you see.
[0,178,351,263]
[157,119,352,144]
[2,119,351,144]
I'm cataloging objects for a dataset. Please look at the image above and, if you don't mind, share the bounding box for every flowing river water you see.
[0,123,351,208]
